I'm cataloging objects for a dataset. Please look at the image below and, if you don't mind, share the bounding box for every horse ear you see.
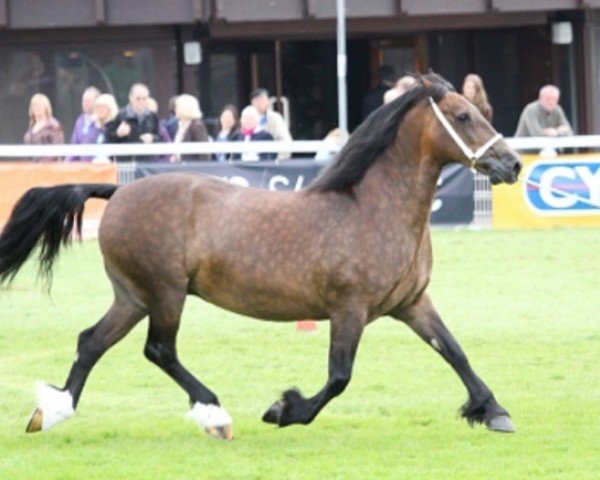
[419,71,455,94]
[417,73,430,89]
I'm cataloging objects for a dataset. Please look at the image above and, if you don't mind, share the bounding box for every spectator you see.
[396,75,417,95]
[249,88,292,160]
[384,75,417,104]
[462,74,493,123]
[162,95,179,140]
[233,105,275,161]
[383,87,401,105]
[314,128,342,161]
[23,93,64,162]
[142,96,171,161]
[91,93,119,163]
[65,86,101,161]
[106,83,162,161]
[170,94,210,162]
[361,64,396,120]
[214,104,240,162]
[94,94,119,141]
[147,96,172,142]
[515,85,573,137]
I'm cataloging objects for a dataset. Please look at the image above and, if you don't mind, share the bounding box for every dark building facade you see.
[1,0,600,143]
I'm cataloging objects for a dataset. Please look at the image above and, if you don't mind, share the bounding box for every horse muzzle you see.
[480,154,522,185]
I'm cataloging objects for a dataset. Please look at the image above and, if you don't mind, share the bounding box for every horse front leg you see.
[263,309,365,427]
[390,293,514,432]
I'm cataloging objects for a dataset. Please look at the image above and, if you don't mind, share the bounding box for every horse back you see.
[98,173,316,315]
[98,172,432,320]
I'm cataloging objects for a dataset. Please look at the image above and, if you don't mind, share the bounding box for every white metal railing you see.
[1,135,599,160]
[0,140,337,158]
[507,135,600,150]
[472,172,492,229]
[2,136,600,229]
[2,135,600,159]
[117,162,137,184]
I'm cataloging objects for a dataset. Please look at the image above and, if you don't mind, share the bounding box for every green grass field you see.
[0,228,598,479]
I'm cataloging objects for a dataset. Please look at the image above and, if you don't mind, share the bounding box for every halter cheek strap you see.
[428,97,502,168]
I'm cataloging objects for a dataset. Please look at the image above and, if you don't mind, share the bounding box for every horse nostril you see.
[513,160,522,177]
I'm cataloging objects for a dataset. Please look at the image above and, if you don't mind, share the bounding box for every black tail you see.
[0,183,119,286]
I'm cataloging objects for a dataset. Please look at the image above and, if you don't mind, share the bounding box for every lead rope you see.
[428,97,503,168]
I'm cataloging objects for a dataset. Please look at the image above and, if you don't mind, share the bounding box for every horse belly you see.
[191,269,324,321]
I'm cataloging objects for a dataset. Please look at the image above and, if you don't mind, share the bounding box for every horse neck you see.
[356,130,441,234]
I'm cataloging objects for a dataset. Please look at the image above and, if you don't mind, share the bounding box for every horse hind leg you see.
[143,299,233,440]
[390,293,514,433]
[26,296,146,433]
[263,308,366,427]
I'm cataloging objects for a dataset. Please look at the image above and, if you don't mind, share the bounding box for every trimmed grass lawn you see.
[0,228,598,479]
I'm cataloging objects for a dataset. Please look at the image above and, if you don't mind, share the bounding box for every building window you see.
[0,41,174,144]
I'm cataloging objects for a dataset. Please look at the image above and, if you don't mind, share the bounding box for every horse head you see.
[309,72,521,194]
[422,75,522,185]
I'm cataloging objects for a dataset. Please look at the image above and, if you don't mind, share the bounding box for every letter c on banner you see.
[539,166,577,208]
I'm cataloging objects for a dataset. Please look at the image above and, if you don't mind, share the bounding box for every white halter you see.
[429,97,503,168]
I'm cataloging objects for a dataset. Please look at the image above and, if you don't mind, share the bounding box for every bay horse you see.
[0,74,521,440]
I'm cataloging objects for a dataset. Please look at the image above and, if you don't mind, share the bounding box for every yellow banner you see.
[492,153,600,229]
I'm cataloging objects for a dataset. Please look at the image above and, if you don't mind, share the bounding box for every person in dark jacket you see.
[161,95,179,140]
[361,64,396,120]
[170,93,210,161]
[105,83,162,161]
[214,104,240,162]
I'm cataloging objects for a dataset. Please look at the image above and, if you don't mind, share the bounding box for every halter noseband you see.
[428,97,502,168]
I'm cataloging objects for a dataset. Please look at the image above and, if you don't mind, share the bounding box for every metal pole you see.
[274,39,283,113]
[336,0,349,143]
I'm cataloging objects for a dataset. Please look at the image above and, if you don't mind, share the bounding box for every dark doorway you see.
[281,40,370,140]
[202,37,421,140]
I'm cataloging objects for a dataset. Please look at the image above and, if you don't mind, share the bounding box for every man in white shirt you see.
[250,88,292,160]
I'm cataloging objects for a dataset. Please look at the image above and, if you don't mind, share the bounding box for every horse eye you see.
[456,113,470,123]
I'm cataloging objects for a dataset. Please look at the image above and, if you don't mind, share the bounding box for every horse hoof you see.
[487,415,515,433]
[262,400,283,425]
[26,408,43,433]
[205,425,234,440]
[26,383,74,433]
[188,402,234,439]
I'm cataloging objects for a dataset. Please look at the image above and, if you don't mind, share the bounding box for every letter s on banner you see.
[269,175,289,190]
[269,174,306,191]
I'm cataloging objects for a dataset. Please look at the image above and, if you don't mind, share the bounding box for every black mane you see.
[308,73,454,193]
